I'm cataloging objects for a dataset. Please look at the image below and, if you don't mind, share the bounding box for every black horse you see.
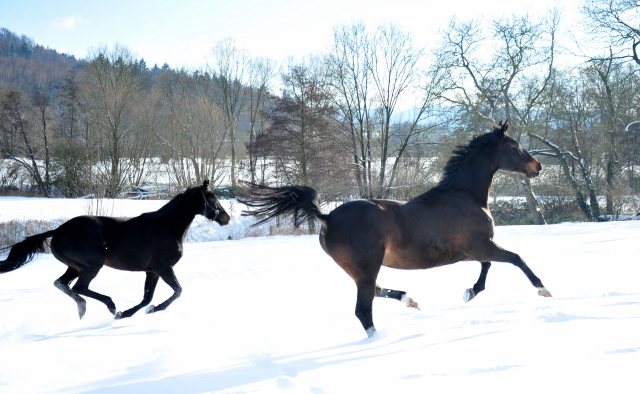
[0,180,230,319]
[239,121,552,337]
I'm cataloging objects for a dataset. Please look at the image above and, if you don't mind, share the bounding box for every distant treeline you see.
[1,0,640,225]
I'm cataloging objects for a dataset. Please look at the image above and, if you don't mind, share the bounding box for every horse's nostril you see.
[537,162,542,171]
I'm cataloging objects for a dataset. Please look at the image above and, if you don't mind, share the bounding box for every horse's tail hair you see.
[237,181,328,228]
[0,230,56,273]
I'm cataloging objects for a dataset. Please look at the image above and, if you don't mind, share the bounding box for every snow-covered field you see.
[0,197,639,394]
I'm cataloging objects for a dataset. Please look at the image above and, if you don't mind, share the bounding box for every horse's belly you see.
[104,259,141,271]
[382,244,471,270]
[381,250,424,269]
[104,253,153,271]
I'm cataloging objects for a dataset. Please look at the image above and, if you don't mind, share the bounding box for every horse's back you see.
[322,199,405,238]
[320,190,495,271]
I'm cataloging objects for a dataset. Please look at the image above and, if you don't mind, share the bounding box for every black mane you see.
[141,186,200,219]
[438,131,500,189]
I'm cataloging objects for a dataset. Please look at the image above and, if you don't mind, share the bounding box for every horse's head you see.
[199,180,231,226]
[494,120,542,178]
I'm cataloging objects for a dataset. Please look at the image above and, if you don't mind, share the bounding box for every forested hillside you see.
[1,0,639,225]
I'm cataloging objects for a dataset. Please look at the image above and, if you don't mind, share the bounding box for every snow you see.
[1,197,639,393]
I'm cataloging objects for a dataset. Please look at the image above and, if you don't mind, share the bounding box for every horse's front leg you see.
[479,241,552,298]
[115,272,159,319]
[145,267,182,314]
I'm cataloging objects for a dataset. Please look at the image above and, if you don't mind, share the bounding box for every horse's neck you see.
[164,202,198,236]
[451,157,497,206]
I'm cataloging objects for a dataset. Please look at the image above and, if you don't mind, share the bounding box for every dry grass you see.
[244,223,311,238]
[0,219,62,254]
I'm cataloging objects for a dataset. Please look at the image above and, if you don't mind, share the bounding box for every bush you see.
[540,196,583,223]
[489,197,584,225]
[489,199,534,225]
[211,185,239,199]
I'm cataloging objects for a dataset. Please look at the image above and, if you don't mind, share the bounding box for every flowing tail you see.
[0,230,56,273]
[237,181,328,227]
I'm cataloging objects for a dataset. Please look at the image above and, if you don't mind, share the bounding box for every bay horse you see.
[239,121,551,337]
[0,180,230,320]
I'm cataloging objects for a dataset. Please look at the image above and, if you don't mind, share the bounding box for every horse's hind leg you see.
[375,285,420,309]
[54,267,87,319]
[463,262,491,303]
[146,267,182,314]
[115,272,159,320]
[72,267,117,316]
[355,279,377,338]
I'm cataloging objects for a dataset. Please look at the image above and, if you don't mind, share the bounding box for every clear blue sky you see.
[1,0,583,69]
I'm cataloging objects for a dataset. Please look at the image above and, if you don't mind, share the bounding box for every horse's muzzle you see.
[525,160,542,178]
[216,212,231,226]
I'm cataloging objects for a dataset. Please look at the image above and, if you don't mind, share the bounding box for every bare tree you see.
[257,60,349,231]
[245,56,276,183]
[326,22,437,198]
[0,90,48,195]
[581,1,640,216]
[84,44,149,197]
[581,0,640,65]
[368,23,431,197]
[206,39,248,187]
[528,76,602,221]
[30,87,52,195]
[435,11,560,224]
[325,22,376,198]
[128,85,160,187]
[586,56,635,215]
[57,69,80,143]
[156,69,228,189]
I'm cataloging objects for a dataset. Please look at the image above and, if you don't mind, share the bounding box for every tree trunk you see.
[307,217,316,234]
[512,174,546,225]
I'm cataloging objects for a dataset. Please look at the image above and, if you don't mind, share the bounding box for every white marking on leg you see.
[365,326,377,338]
[401,294,420,309]
[463,288,475,303]
[537,287,552,297]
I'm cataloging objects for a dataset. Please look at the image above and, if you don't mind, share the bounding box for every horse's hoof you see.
[78,305,86,320]
[463,288,475,303]
[114,311,122,320]
[401,295,420,310]
[537,287,552,297]
[365,326,377,338]
[145,305,155,314]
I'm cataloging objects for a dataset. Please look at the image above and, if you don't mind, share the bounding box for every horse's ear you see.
[494,119,508,139]
[202,180,210,189]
